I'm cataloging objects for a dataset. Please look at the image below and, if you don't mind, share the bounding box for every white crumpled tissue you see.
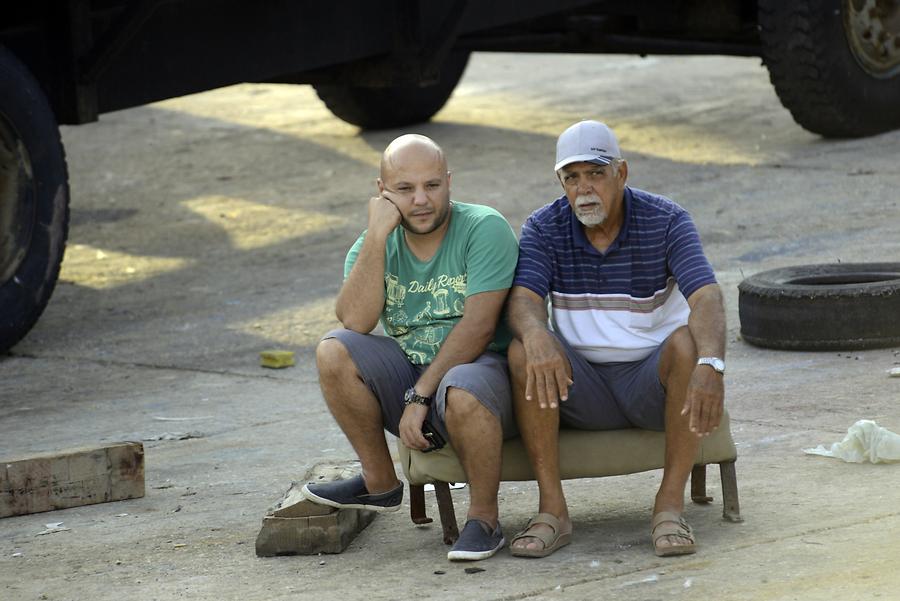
[804,420,900,464]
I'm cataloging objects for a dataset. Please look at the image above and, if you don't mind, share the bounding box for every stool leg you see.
[433,482,460,544]
[719,461,743,522]
[409,484,433,525]
[691,464,713,504]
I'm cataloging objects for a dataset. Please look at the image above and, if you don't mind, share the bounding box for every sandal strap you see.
[512,512,563,547]
[528,512,562,533]
[651,511,694,543]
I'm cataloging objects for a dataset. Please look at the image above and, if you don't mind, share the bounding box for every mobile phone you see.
[421,419,446,453]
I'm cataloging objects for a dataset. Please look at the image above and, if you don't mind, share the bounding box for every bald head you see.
[376,134,452,237]
[380,134,447,180]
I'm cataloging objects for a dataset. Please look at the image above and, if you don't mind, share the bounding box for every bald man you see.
[303,135,519,561]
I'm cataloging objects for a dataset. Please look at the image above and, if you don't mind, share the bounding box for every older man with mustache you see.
[506,120,726,559]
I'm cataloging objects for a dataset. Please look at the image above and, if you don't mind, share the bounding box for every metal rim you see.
[844,0,900,78]
[0,110,36,285]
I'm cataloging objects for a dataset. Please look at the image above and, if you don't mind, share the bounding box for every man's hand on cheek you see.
[368,193,402,237]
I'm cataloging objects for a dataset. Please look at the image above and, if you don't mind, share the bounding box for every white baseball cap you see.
[554,120,621,172]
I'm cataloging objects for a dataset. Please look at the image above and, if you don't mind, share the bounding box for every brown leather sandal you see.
[651,511,696,557]
[510,512,572,558]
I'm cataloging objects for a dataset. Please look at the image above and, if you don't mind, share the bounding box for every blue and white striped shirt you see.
[514,187,716,362]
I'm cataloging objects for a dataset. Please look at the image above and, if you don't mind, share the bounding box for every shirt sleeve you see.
[667,210,717,299]
[464,212,519,296]
[343,231,367,280]
[513,216,554,299]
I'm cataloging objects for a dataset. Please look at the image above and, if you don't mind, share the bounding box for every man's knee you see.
[660,326,697,379]
[316,335,353,378]
[445,387,494,422]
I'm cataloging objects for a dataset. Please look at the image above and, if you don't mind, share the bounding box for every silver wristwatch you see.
[404,387,433,407]
[697,357,726,374]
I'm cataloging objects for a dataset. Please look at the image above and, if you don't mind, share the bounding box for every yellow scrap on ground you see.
[260,350,295,369]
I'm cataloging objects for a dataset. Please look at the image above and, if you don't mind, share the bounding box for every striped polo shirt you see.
[514,186,716,363]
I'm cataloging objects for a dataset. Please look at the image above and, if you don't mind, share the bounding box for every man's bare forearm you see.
[335,234,388,333]
[687,284,726,358]
[414,289,507,396]
[507,286,550,340]
[684,283,726,435]
[415,318,494,396]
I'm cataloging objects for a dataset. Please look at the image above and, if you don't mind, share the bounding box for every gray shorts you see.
[323,329,518,443]
[555,332,668,432]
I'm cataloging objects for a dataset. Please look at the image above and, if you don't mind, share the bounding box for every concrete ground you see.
[2,51,899,601]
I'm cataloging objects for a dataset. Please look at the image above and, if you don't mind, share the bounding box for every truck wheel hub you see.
[845,0,900,76]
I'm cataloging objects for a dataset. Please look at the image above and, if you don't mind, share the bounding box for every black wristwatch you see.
[404,387,433,407]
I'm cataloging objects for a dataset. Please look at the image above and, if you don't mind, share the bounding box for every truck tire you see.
[313,52,470,129]
[758,0,900,137]
[0,46,69,354]
[738,263,900,350]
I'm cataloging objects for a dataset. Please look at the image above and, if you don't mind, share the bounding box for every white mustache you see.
[574,193,606,227]
[575,194,602,208]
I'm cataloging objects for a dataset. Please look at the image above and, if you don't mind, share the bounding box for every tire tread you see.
[758,0,900,137]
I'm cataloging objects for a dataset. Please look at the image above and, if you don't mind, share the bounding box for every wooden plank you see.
[255,462,377,556]
[0,442,145,518]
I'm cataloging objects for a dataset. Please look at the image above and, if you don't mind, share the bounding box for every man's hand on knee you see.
[523,330,573,410]
[681,367,724,436]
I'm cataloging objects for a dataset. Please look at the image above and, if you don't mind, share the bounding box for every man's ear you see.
[447,171,452,186]
[376,178,385,193]
[618,161,628,184]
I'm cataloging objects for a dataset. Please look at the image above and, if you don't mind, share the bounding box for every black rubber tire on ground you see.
[758,0,900,138]
[313,52,470,130]
[738,263,900,350]
[0,46,70,354]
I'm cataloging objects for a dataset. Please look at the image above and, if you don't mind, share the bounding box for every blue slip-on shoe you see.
[447,519,506,561]
[300,474,403,513]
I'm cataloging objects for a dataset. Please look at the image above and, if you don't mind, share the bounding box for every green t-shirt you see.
[344,201,518,365]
